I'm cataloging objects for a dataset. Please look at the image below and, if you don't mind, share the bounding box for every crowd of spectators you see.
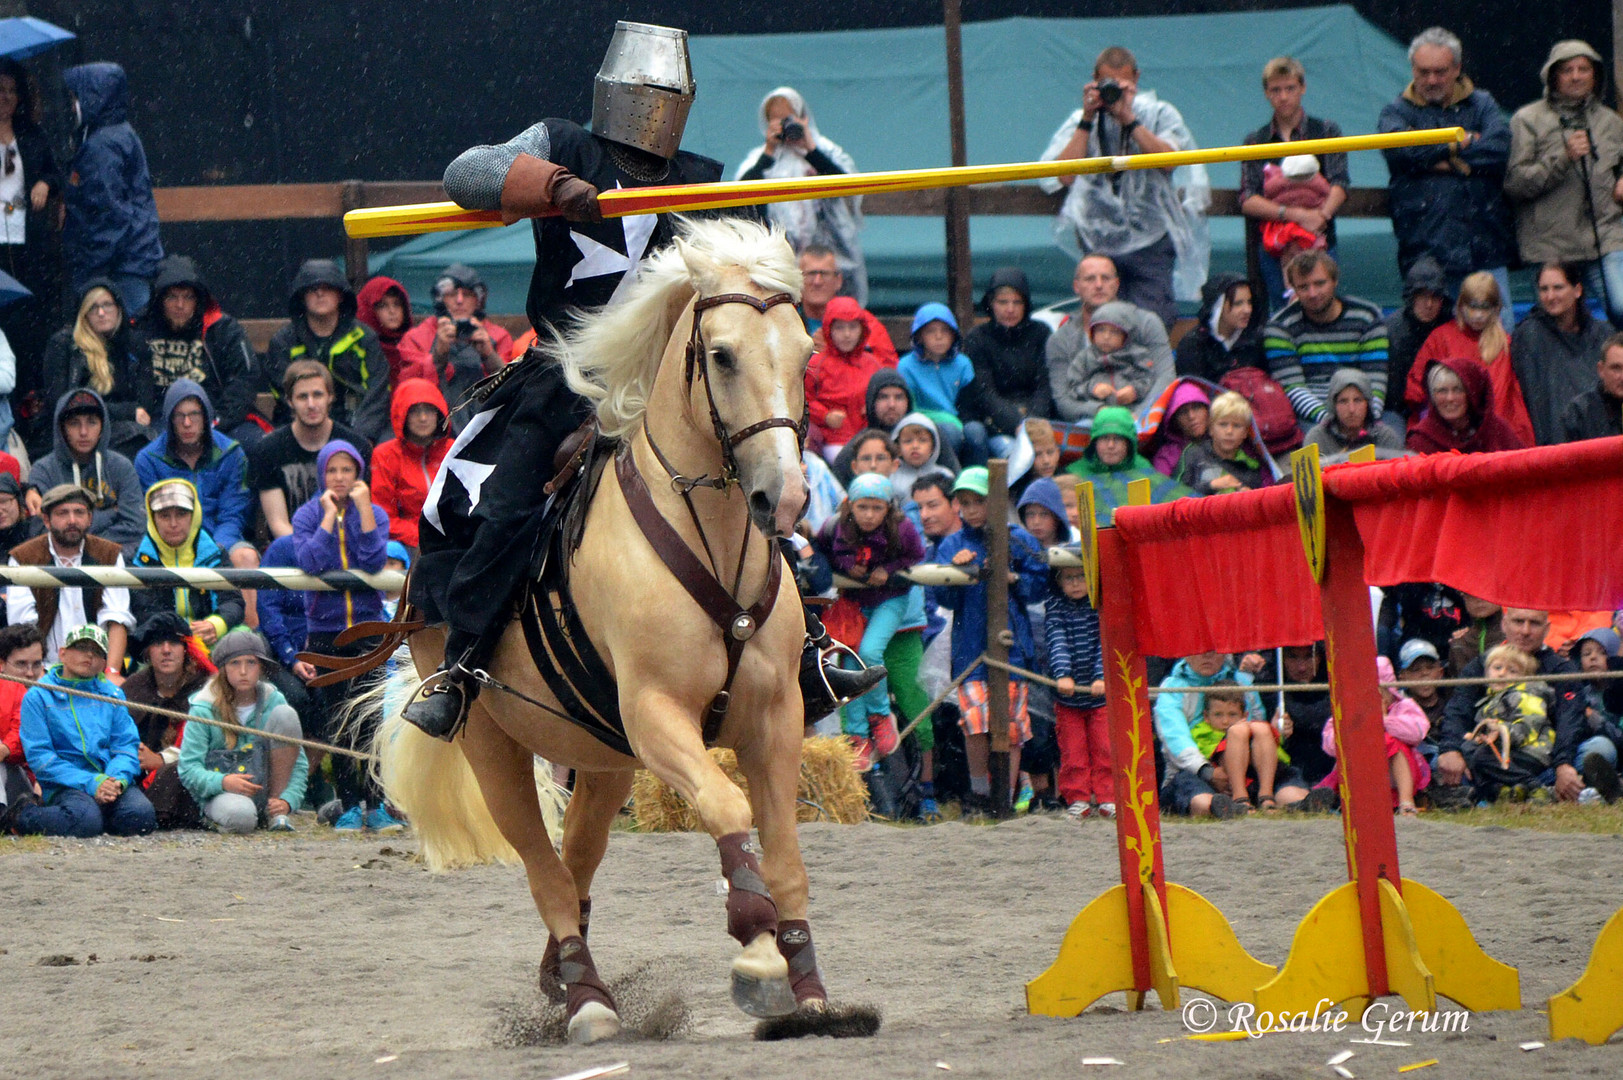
[3,29,1623,836]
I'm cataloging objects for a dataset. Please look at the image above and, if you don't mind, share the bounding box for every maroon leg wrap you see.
[558,935,616,1019]
[717,831,779,947]
[776,919,827,1005]
[539,897,591,1001]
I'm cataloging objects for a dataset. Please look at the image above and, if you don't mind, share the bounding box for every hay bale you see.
[631,736,869,831]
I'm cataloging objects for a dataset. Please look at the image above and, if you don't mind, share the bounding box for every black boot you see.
[800,639,887,721]
[403,634,488,740]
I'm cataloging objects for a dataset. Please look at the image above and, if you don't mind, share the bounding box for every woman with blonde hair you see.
[1407,271,1535,444]
[37,279,152,458]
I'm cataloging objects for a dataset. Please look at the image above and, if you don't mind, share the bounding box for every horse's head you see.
[678,238,812,539]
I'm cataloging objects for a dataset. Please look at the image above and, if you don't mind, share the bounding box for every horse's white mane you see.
[554,216,803,439]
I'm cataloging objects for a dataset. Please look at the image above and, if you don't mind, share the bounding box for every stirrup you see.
[402,665,479,740]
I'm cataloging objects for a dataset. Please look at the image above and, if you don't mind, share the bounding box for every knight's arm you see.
[443,122,598,222]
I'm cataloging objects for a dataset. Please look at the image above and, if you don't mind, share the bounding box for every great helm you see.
[590,21,695,160]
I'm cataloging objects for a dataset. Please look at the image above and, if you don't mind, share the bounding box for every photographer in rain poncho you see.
[736,87,869,307]
[1039,46,1210,328]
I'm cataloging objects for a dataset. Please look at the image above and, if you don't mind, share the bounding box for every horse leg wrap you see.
[776,919,827,1005]
[718,831,779,946]
[558,935,616,1018]
[539,897,591,1002]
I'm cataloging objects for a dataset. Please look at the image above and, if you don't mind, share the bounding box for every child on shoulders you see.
[1052,301,1159,422]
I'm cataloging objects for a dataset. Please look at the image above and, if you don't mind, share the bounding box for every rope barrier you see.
[0,672,379,763]
[0,566,406,592]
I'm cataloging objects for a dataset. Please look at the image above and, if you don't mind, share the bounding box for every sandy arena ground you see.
[4,814,1623,1079]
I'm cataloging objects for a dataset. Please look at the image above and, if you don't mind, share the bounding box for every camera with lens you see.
[780,119,806,144]
[1096,78,1124,109]
[455,319,475,338]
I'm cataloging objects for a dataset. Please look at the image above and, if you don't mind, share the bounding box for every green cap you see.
[951,466,990,497]
[62,623,109,656]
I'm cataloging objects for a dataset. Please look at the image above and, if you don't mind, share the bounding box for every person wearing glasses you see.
[0,58,62,431]
[38,281,153,459]
[796,246,896,365]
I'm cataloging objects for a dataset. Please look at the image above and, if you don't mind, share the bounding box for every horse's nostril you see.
[749,491,773,521]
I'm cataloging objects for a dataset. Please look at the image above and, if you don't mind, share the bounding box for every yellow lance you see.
[343,128,1463,239]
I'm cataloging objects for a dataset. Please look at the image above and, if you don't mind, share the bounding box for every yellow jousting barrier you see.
[343,127,1464,239]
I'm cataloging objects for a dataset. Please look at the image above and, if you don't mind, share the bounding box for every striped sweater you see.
[1044,590,1106,709]
[1263,296,1390,424]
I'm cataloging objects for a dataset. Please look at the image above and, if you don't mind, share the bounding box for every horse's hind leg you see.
[459,713,621,1044]
[539,769,634,1001]
[632,699,795,1019]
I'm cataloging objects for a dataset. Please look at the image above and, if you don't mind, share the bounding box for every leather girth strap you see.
[615,446,781,746]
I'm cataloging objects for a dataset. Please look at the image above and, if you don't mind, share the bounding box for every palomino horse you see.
[376,218,824,1044]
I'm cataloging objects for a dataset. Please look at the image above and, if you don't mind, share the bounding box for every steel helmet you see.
[590,21,695,160]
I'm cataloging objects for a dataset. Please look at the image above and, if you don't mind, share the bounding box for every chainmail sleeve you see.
[442,121,553,210]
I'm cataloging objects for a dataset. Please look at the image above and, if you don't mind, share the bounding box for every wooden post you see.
[942,0,975,328]
[985,457,1012,817]
[341,180,369,291]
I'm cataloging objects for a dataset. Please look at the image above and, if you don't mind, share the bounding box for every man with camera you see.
[1039,45,1208,328]
[1505,40,1623,329]
[397,263,514,431]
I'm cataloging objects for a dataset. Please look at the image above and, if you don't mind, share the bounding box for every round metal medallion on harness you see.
[730,614,757,641]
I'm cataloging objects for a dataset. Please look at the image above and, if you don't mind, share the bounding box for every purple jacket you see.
[821,514,926,607]
[291,440,389,634]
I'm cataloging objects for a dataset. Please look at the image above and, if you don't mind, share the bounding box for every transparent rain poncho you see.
[1038,89,1211,303]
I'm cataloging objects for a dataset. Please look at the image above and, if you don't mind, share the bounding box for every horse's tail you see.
[366,665,559,873]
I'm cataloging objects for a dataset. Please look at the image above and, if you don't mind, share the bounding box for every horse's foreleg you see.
[739,724,827,1009]
[631,693,795,1018]
[539,769,634,1002]
[459,713,620,1043]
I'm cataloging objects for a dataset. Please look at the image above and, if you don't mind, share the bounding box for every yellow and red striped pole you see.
[343,127,1462,239]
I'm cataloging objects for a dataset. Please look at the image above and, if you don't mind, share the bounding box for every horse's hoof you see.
[731,932,797,1018]
[567,1000,622,1045]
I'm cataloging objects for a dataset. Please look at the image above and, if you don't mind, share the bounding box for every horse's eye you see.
[711,346,736,371]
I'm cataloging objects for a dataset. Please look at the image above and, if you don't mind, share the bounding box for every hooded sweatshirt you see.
[369,379,452,548]
[1051,300,1160,422]
[179,679,308,809]
[1405,355,1529,455]
[897,303,974,429]
[1015,478,1074,545]
[59,63,163,286]
[1410,319,1535,444]
[1153,658,1265,774]
[265,260,390,444]
[1303,368,1408,461]
[960,268,1054,434]
[1146,380,1211,476]
[130,477,244,634]
[29,387,146,550]
[830,370,960,485]
[1065,406,1193,523]
[1383,256,1452,415]
[254,535,307,668]
[134,379,252,551]
[19,665,143,796]
[135,255,259,433]
[1173,273,1265,383]
[887,411,954,506]
[291,440,389,634]
[805,296,883,449]
[40,278,151,453]
[356,276,426,386]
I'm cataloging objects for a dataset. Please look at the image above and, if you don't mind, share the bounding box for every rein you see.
[625,289,803,742]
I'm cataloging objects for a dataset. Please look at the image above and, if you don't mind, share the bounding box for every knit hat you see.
[39,483,94,514]
[951,466,989,497]
[210,628,276,669]
[386,540,412,569]
[62,624,109,656]
[132,610,190,655]
[847,473,893,503]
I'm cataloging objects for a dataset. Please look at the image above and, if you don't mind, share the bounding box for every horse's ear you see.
[675,235,725,296]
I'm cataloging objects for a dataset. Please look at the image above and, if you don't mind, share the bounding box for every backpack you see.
[1219,366,1302,457]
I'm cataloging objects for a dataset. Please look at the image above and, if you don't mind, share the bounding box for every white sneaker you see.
[1095,802,1117,819]
[1579,786,1604,805]
[1066,801,1091,821]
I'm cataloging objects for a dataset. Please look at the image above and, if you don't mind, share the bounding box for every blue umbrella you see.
[0,16,75,61]
[0,267,32,308]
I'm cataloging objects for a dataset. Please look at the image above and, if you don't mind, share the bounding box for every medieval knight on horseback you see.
[401,22,885,740]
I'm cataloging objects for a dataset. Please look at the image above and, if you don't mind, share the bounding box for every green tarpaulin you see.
[374,6,1417,316]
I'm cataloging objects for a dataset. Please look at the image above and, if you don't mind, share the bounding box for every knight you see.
[402,22,884,738]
